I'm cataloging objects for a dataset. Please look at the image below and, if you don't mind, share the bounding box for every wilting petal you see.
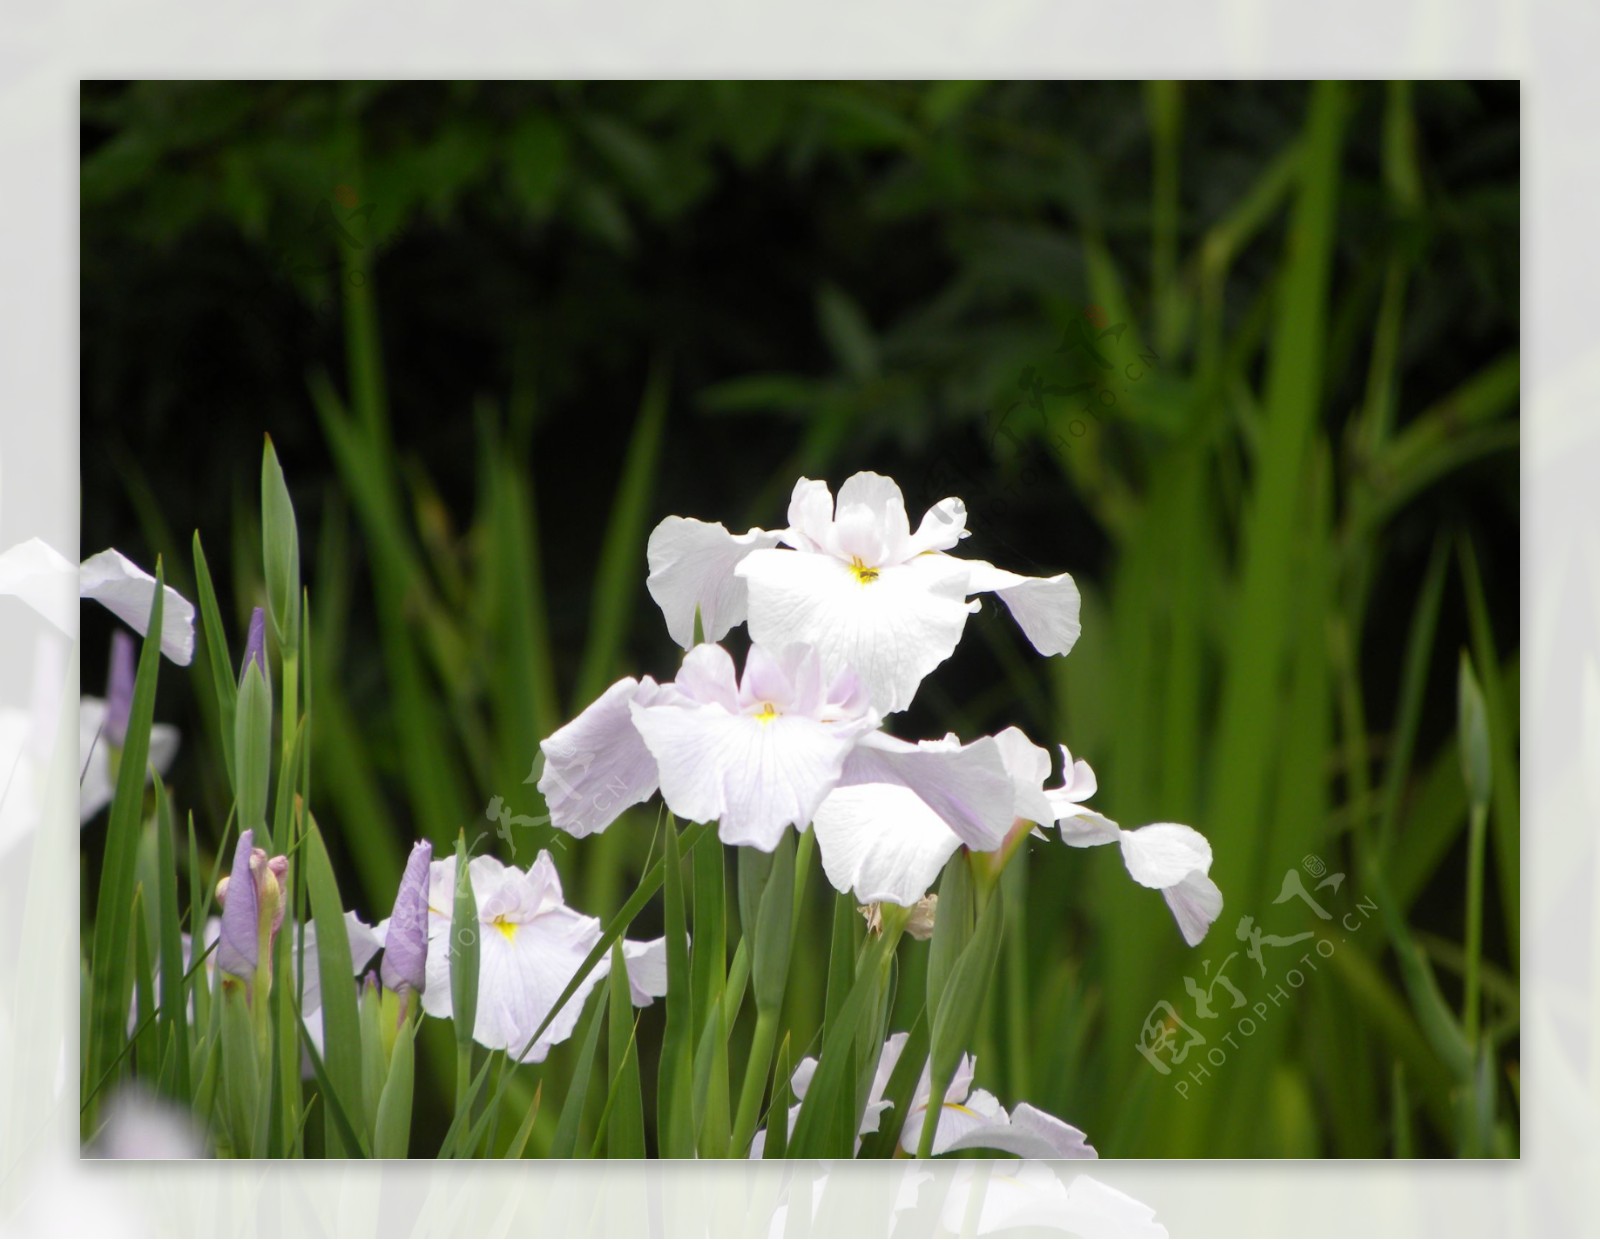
[538,676,665,837]
[78,549,196,666]
[217,830,259,979]
[0,537,76,633]
[841,731,1014,851]
[924,1090,1096,1159]
[646,517,783,648]
[631,699,870,850]
[740,547,974,714]
[381,841,432,994]
[814,783,965,906]
[1162,871,1224,948]
[963,558,1082,659]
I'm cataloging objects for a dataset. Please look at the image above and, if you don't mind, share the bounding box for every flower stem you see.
[730,1005,780,1157]
[915,1066,951,1159]
[453,1042,474,1144]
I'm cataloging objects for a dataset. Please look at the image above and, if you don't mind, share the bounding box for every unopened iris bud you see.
[381,841,432,997]
[215,828,289,990]
[241,607,268,682]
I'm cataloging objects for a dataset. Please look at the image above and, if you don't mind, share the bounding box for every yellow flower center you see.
[754,702,780,724]
[849,556,879,584]
[492,916,518,942]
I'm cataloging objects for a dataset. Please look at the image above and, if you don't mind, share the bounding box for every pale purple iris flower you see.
[538,641,1018,872]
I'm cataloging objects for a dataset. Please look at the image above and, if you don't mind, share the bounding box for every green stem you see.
[729,1006,780,1158]
[915,1065,951,1159]
[280,649,299,768]
[1463,802,1488,1047]
[453,1042,474,1147]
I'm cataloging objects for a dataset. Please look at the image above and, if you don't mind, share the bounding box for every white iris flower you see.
[417,851,667,1064]
[646,472,1080,713]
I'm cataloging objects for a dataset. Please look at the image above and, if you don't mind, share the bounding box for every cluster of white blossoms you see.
[539,471,1222,944]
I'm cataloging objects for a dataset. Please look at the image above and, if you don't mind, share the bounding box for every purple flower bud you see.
[104,630,137,747]
[217,830,260,980]
[381,841,432,995]
[241,607,268,682]
[215,828,289,985]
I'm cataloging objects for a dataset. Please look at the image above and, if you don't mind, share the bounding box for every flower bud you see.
[380,841,432,996]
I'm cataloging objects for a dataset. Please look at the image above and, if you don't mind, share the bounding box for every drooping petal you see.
[538,676,665,837]
[78,549,196,666]
[0,537,76,633]
[739,547,975,714]
[840,731,1015,851]
[616,937,671,1007]
[381,840,433,994]
[631,699,869,850]
[925,1090,1097,1159]
[645,517,782,648]
[813,783,965,906]
[962,558,1082,659]
[1053,809,1123,847]
[216,830,259,979]
[1117,822,1213,889]
[1161,871,1224,947]
[1061,819,1222,945]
